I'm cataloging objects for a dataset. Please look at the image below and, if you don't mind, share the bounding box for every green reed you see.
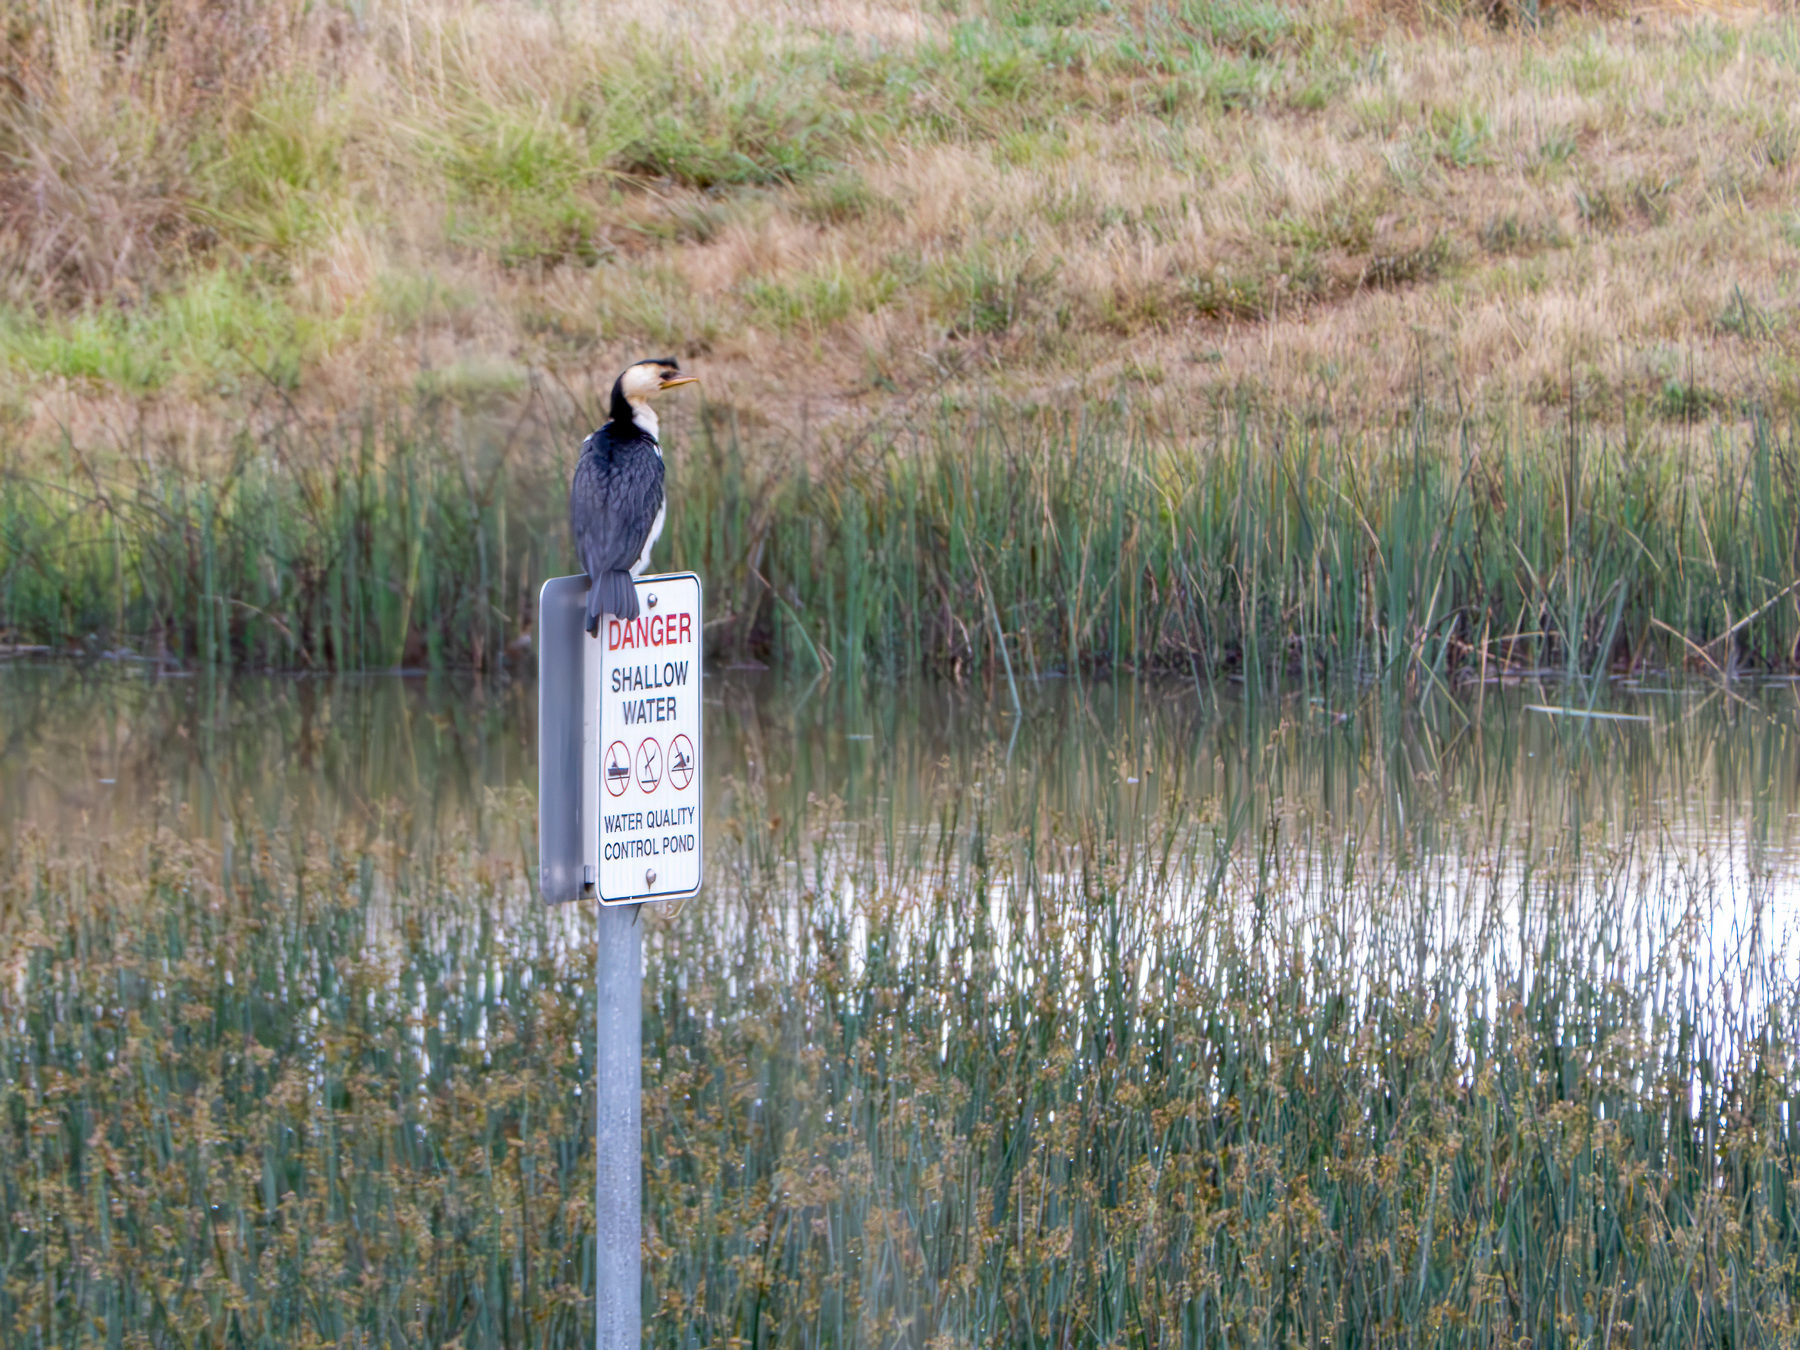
[0,403,563,672]
[677,406,1800,688]
[6,402,1800,680]
[3,727,1798,1348]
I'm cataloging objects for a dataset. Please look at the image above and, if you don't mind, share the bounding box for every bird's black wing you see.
[569,432,665,576]
[569,431,665,628]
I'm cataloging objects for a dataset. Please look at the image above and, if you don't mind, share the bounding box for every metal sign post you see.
[539,571,704,1350]
[592,902,641,1350]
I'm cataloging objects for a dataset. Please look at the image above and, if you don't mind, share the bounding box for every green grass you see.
[198,81,349,261]
[742,262,898,335]
[930,245,1053,337]
[3,715,1798,1347]
[0,271,336,394]
[686,407,1800,685]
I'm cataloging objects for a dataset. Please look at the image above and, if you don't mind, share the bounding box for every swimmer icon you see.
[668,734,695,791]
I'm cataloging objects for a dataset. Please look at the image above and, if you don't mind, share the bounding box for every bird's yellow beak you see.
[659,375,699,391]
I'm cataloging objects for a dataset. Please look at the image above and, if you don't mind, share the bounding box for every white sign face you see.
[592,573,703,904]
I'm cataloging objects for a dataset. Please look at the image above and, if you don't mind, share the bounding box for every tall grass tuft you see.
[3,750,1798,1346]
[7,402,1800,680]
[1,401,564,671]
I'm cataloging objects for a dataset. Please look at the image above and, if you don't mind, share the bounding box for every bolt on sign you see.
[587,573,703,904]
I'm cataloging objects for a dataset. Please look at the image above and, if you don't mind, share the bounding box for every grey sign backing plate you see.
[537,575,590,903]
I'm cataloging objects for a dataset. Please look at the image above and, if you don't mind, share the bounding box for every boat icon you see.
[604,741,631,796]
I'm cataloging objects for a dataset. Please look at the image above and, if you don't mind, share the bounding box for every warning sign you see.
[594,573,703,904]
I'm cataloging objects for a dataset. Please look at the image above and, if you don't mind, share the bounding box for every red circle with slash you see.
[604,741,631,797]
[668,735,695,791]
[636,738,663,793]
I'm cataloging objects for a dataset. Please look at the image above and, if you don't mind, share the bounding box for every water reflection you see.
[0,664,536,854]
[6,662,1800,930]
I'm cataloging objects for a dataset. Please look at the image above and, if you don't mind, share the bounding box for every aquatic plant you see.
[2,750,1796,1347]
[6,403,1800,686]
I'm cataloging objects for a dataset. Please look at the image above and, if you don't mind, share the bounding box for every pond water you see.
[7,661,1800,956]
[10,667,1800,1348]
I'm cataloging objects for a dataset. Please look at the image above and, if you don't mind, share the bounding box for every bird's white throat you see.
[631,402,661,447]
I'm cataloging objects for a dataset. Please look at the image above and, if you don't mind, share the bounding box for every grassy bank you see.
[11,0,1800,680]
[2,761,1797,1347]
[6,405,1800,679]
[5,0,1800,447]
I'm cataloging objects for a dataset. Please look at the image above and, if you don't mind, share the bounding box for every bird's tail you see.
[585,570,639,634]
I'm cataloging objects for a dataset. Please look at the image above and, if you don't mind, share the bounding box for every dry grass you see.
[3,0,1799,457]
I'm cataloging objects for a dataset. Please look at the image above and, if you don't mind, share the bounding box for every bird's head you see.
[610,358,697,439]
[615,358,697,407]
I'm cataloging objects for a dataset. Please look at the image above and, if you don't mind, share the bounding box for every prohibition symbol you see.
[668,734,695,791]
[604,742,631,797]
[636,738,663,793]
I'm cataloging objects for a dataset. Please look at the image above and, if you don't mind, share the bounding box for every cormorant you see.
[570,358,697,633]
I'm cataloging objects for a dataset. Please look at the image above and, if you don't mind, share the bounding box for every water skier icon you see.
[636,738,663,793]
